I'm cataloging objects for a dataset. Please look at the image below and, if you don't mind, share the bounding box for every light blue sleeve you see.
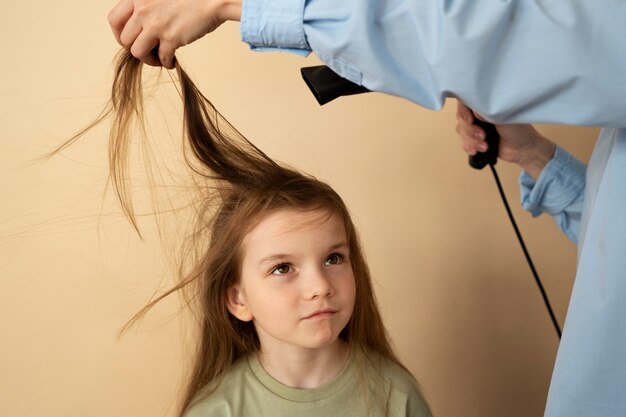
[240,0,626,127]
[519,146,586,244]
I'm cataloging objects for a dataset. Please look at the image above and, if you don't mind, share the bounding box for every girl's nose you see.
[306,267,334,299]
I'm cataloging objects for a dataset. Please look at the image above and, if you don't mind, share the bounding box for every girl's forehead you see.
[242,208,346,251]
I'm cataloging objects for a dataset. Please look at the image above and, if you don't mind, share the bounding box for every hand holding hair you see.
[108,0,242,68]
[455,100,556,180]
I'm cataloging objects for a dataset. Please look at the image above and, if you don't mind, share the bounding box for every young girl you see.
[78,50,431,417]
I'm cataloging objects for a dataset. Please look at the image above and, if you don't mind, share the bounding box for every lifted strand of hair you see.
[54,49,429,417]
[175,63,292,189]
[43,50,146,234]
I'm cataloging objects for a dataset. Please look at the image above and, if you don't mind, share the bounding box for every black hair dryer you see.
[300,65,500,169]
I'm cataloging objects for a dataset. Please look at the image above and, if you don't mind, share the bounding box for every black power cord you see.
[488,163,562,339]
[471,119,562,340]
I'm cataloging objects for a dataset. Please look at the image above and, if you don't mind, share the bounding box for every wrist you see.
[218,0,242,22]
[517,135,556,180]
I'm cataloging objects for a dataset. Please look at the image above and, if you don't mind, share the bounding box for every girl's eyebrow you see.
[328,242,349,252]
[258,254,291,267]
[257,242,349,267]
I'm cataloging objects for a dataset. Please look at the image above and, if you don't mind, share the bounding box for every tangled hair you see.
[63,50,407,416]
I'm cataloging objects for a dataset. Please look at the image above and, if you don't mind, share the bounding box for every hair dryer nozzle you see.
[301,66,370,105]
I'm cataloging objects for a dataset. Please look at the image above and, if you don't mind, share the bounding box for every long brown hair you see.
[66,49,407,416]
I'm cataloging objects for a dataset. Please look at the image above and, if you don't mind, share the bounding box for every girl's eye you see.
[325,253,343,266]
[271,264,293,275]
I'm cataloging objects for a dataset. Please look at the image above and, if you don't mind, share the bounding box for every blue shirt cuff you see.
[241,0,311,56]
[520,146,586,217]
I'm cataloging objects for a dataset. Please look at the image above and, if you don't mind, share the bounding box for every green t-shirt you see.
[184,351,431,417]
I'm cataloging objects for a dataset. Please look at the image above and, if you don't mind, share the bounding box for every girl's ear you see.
[226,284,253,322]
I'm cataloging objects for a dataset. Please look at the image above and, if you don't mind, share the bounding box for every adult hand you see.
[108,0,242,69]
[455,101,556,179]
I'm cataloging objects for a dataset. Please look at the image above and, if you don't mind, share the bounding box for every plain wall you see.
[1,1,598,416]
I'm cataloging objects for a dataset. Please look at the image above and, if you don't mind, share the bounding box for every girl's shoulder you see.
[361,350,432,417]
[183,357,251,417]
[361,350,416,390]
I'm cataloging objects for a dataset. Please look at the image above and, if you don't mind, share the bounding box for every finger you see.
[456,123,486,156]
[157,41,177,69]
[463,138,488,155]
[462,142,477,156]
[119,14,143,47]
[455,122,472,140]
[475,140,488,153]
[108,0,135,45]
[131,32,162,66]
[457,119,485,142]
[456,100,474,124]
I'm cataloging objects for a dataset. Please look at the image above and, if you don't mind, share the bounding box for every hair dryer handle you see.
[468,119,500,170]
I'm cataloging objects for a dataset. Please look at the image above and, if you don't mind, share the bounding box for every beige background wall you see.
[1,1,598,416]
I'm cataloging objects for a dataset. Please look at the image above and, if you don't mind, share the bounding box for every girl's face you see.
[227,208,356,356]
